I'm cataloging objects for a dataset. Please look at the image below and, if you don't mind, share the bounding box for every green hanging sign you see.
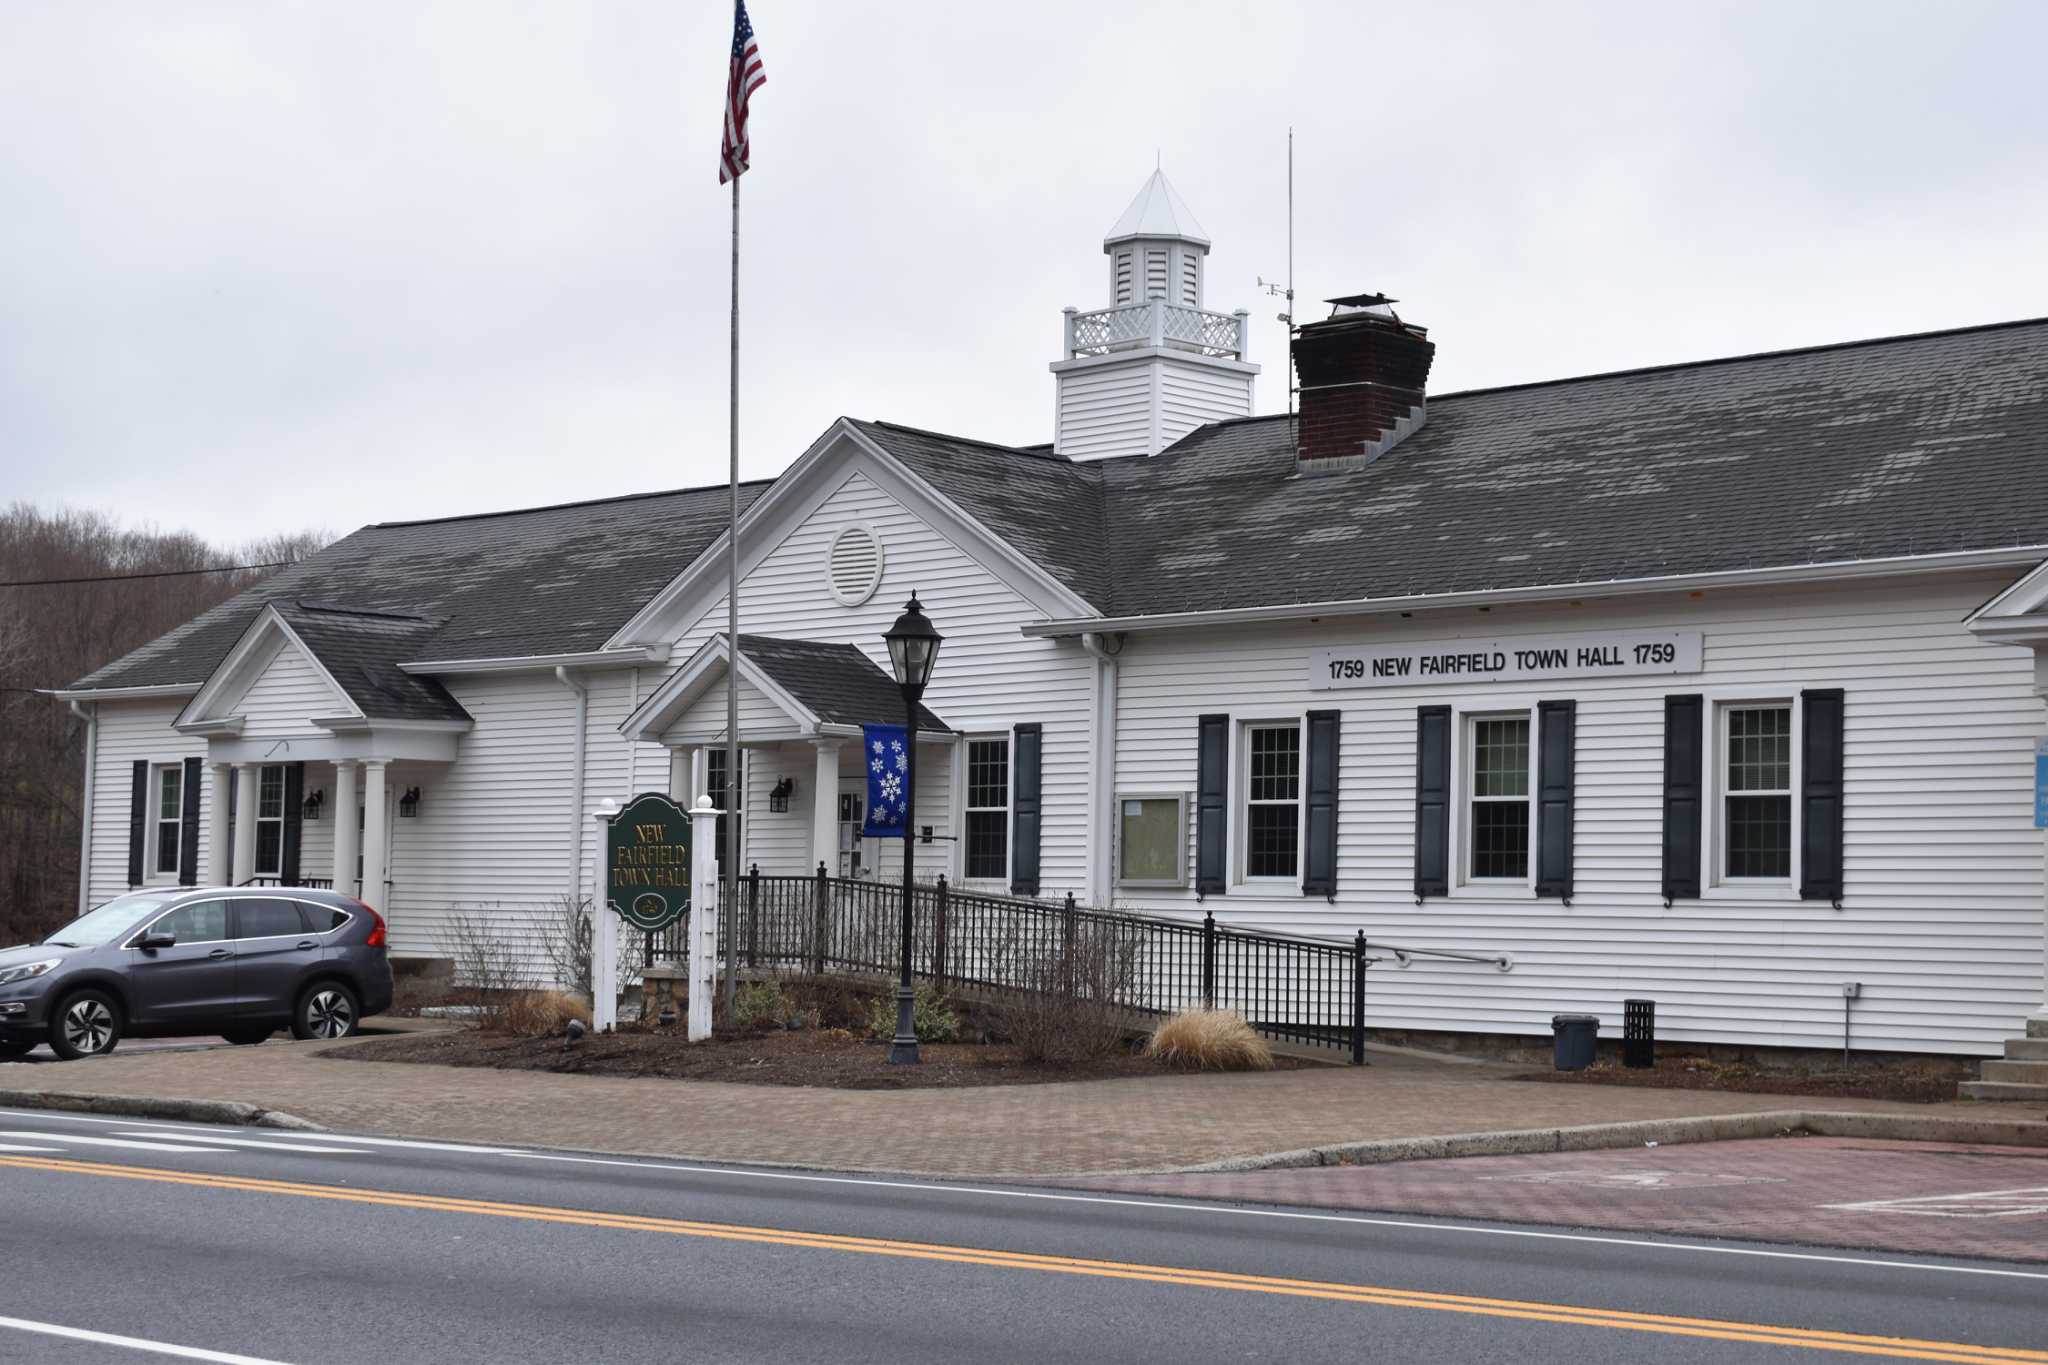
[605,791,692,931]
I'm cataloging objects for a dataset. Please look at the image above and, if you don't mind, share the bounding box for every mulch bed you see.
[1514,1057,1970,1105]
[326,1025,1296,1090]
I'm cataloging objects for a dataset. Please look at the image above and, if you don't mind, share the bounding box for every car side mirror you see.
[136,931,175,951]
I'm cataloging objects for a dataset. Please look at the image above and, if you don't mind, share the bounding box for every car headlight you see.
[0,959,62,988]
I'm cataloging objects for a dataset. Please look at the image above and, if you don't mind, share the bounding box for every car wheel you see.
[49,991,122,1061]
[292,983,359,1041]
[221,1028,272,1046]
[0,1039,34,1061]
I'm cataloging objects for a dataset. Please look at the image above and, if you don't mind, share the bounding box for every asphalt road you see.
[0,1108,2041,1365]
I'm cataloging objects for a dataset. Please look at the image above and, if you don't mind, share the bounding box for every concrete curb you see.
[1141,1108,2048,1174]
[0,1089,325,1133]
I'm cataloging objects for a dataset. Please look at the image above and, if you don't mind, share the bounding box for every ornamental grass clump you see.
[1145,1009,1274,1072]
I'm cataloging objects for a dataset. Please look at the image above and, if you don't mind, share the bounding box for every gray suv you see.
[0,887,393,1061]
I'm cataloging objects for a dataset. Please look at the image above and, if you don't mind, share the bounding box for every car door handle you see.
[295,941,317,951]
[207,948,233,960]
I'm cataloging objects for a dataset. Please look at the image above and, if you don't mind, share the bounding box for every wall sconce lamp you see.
[302,789,325,821]
[399,786,422,819]
[768,777,795,813]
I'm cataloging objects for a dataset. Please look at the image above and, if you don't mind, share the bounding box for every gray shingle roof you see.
[273,600,471,724]
[858,317,2048,617]
[738,635,950,731]
[72,482,769,691]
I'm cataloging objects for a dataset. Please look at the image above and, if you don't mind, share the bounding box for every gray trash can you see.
[1552,1014,1600,1072]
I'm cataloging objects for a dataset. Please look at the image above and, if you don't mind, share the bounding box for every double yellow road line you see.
[3,1154,2042,1364]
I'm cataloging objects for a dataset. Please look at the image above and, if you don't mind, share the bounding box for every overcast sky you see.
[4,1,2046,546]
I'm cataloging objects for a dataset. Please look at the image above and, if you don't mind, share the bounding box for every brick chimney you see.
[1292,294,1434,473]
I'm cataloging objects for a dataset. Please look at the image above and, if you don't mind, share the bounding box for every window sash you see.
[963,738,1009,880]
[1720,704,1794,881]
[153,766,182,877]
[1242,723,1301,879]
[253,763,285,878]
[1466,715,1532,881]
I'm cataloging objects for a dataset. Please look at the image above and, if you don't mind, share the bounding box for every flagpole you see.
[723,171,742,1023]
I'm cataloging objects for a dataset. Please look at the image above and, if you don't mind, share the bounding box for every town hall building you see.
[52,172,2048,1073]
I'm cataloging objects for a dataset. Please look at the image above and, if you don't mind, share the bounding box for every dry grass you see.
[1144,1009,1275,1072]
[498,990,590,1037]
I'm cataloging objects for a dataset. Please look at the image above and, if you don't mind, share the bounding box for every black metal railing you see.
[238,876,336,890]
[650,865,1510,1063]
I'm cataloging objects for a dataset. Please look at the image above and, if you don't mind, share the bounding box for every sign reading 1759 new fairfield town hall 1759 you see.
[605,792,692,931]
[1310,629,1703,690]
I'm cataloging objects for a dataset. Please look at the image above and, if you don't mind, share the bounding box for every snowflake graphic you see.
[879,772,902,804]
[871,740,884,755]
[890,739,904,755]
[894,751,909,773]
[870,758,883,774]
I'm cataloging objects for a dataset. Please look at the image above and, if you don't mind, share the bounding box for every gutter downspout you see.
[1080,633,1123,907]
[554,667,589,905]
[70,700,96,916]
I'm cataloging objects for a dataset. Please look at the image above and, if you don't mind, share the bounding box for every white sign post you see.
[589,799,619,1034]
[689,796,721,1042]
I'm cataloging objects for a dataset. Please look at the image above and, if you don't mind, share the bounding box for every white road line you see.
[0,1142,62,1152]
[110,1133,370,1155]
[0,1314,293,1364]
[0,1131,230,1154]
[7,1109,2044,1282]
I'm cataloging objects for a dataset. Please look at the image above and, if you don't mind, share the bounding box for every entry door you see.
[837,780,869,879]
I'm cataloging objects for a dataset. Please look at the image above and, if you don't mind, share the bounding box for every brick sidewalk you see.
[1067,1137,2048,1263]
[0,1032,2015,1177]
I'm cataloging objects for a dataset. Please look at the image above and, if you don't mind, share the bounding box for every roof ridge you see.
[371,478,774,529]
[1429,314,2048,404]
[863,419,1074,464]
[289,598,438,624]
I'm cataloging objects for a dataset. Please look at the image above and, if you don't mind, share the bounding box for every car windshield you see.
[44,895,174,948]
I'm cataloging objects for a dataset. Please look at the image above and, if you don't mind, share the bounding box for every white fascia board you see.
[618,634,821,743]
[396,646,668,676]
[1023,543,2048,639]
[174,604,359,729]
[174,716,245,737]
[1963,556,2048,626]
[604,419,1100,650]
[817,722,958,742]
[313,715,473,734]
[1048,347,1258,377]
[42,683,202,702]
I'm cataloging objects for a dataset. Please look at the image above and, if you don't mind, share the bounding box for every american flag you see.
[718,1,766,184]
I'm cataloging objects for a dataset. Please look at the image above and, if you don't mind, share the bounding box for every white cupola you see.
[1051,170,1258,460]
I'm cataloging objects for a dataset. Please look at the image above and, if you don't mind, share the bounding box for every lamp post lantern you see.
[882,593,942,1065]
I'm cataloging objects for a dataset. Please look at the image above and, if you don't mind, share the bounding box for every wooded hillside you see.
[0,504,327,943]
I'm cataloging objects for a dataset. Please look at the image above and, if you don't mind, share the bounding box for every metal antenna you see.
[1256,127,1296,440]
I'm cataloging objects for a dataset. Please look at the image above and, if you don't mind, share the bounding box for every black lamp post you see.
[882,593,942,1065]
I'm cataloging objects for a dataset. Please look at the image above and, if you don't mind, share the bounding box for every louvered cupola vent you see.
[826,524,884,606]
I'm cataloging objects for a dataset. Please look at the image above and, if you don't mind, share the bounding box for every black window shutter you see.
[1414,706,1451,900]
[1010,724,1042,897]
[1799,689,1846,903]
[178,757,202,886]
[1195,713,1229,894]
[1661,694,1705,901]
[1303,709,1340,899]
[127,760,147,888]
[281,762,306,886]
[1534,701,1576,901]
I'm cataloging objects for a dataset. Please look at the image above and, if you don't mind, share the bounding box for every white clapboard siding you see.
[1159,365,1251,446]
[662,672,799,746]
[231,642,348,738]
[1056,363,1154,460]
[1110,571,2045,1056]
[86,700,209,905]
[659,471,1092,895]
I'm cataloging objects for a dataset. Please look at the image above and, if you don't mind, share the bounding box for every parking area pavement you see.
[1066,1136,2048,1262]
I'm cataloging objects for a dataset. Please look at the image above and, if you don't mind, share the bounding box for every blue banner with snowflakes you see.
[861,723,910,838]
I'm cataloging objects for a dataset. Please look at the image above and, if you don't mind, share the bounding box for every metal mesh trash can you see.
[1623,999,1655,1069]
[1551,1014,1599,1072]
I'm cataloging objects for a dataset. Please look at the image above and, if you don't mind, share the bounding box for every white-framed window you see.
[151,763,184,879]
[1241,721,1302,881]
[705,747,746,867]
[254,764,285,878]
[1117,793,1187,888]
[1466,713,1532,882]
[963,736,1010,882]
[1718,702,1794,882]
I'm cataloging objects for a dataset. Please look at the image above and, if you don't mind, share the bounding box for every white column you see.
[203,763,232,886]
[361,760,389,911]
[590,799,618,1033]
[668,749,691,803]
[333,761,360,894]
[230,764,258,884]
[811,741,840,876]
[689,796,720,1042]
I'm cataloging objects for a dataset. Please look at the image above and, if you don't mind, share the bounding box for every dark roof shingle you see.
[738,635,949,731]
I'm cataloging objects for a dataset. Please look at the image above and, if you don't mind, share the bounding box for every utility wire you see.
[0,560,294,589]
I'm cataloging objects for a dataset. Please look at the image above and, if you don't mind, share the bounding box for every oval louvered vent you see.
[827,524,884,606]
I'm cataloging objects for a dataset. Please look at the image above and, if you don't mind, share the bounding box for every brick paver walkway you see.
[1068,1137,2048,1262]
[0,1032,2008,1177]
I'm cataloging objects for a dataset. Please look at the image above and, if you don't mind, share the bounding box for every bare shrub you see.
[990,915,1144,1065]
[437,910,537,1032]
[1145,1008,1274,1072]
[531,896,595,997]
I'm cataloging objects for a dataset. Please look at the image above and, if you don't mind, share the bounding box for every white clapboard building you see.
[52,172,2048,1065]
